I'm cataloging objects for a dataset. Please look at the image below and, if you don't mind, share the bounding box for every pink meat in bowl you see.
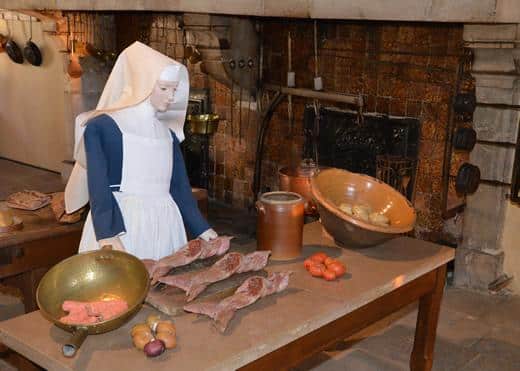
[311,168,416,248]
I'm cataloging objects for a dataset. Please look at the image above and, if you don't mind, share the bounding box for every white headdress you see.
[65,41,190,213]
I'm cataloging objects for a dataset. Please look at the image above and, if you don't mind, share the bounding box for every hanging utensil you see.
[229,59,236,137]
[245,58,255,145]
[313,20,323,91]
[238,59,246,143]
[287,31,295,138]
[23,16,43,66]
[5,19,24,64]
[67,15,83,79]
[312,100,321,166]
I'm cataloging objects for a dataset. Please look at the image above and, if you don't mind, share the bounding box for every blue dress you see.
[82,114,210,243]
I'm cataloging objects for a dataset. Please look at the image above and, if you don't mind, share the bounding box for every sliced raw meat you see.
[59,299,128,325]
[150,236,233,284]
[6,190,51,211]
[183,272,291,333]
[158,251,270,302]
[236,251,271,273]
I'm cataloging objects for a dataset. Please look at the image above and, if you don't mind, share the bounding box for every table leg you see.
[410,264,447,371]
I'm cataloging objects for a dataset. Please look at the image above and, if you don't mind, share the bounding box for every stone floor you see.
[1,160,519,370]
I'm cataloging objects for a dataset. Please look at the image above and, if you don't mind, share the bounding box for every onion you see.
[146,314,161,332]
[144,339,165,357]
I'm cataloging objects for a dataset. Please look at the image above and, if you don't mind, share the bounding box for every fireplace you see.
[303,106,420,200]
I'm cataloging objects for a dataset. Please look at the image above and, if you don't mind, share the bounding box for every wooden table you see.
[0,202,82,312]
[0,222,454,371]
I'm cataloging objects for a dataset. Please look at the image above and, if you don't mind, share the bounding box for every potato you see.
[156,321,176,335]
[369,212,390,226]
[156,332,176,349]
[131,323,152,337]
[338,203,353,215]
[352,204,370,221]
[132,331,154,350]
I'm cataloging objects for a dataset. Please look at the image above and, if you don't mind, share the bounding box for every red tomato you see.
[323,269,337,281]
[328,262,346,277]
[310,252,328,264]
[303,258,314,271]
[308,263,325,277]
[324,257,335,267]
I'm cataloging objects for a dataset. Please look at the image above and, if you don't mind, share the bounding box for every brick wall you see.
[255,20,467,240]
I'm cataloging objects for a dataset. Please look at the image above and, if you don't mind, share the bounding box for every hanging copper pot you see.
[256,191,305,260]
[68,39,83,79]
[279,159,319,215]
[0,34,7,53]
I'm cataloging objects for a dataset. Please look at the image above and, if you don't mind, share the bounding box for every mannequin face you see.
[150,80,179,112]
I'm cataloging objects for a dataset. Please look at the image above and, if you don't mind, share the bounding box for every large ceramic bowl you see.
[311,168,416,248]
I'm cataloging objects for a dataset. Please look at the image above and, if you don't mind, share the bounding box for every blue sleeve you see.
[84,122,126,240]
[170,133,210,237]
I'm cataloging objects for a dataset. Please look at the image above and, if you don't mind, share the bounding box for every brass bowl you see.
[311,168,416,248]
[36,249,149,357]
[187,114,220,135]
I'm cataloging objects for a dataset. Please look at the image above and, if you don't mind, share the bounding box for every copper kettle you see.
[256,191,305,260]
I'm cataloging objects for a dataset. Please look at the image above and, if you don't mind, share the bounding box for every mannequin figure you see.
[64,42,217,260]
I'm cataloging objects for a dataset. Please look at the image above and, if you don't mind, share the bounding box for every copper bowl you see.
[311,168,416,248]
[36,249,150,357]
[187,114,220,135]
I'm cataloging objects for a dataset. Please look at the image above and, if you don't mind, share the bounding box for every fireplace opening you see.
[303,106,420,200]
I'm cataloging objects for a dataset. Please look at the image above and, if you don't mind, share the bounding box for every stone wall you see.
[3,0,520,23]
[454,24,520,292]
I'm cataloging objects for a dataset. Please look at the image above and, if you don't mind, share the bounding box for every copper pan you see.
[187,114,220,135]
[36,247,149,357]
[279,167,317,215]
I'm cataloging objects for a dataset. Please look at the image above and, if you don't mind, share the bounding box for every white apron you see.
[78,127,188,260]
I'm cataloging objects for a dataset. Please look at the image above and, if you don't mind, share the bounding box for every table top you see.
[0,201,83,248]
[0,222,454,371]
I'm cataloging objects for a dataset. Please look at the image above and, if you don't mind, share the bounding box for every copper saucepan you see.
[36,247,150,357]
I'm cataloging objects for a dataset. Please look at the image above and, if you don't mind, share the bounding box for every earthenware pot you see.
[256,191,304,260]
